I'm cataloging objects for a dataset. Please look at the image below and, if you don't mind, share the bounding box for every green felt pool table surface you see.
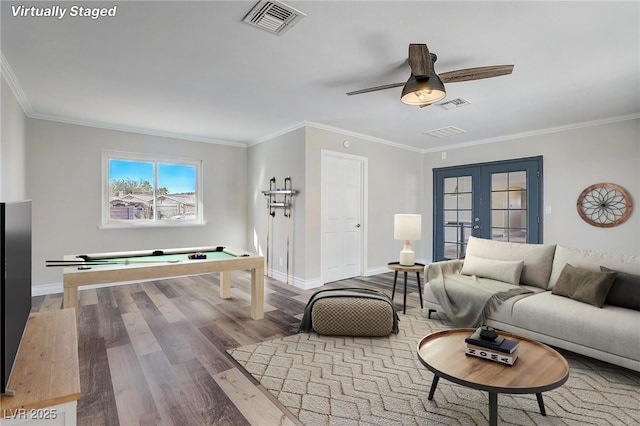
[82,249,237,268]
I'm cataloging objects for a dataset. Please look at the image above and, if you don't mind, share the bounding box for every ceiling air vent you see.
[243,0,306,36]
[423,126,467,138]
[438,97,472,110]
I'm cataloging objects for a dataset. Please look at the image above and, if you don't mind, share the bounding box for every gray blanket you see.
[428,260,533,327]
[297,288,399,333]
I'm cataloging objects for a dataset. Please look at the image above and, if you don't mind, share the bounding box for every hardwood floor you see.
[31,270,423,425]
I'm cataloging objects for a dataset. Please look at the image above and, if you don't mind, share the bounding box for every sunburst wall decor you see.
[576,183,632,228]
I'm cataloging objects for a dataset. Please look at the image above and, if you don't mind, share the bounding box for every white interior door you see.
[321,152,365,283]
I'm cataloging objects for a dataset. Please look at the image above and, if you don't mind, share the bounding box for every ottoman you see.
[298,288,399,337]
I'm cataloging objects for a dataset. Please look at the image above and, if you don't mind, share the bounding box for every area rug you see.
[228,309,640,425]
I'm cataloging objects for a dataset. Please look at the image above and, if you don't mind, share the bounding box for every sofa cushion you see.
[600,267,640,311]
[552,264,617,307]
[509,291,640,362]
[465,236,556,288]
[549,245,640,290]
[461,254,524,285]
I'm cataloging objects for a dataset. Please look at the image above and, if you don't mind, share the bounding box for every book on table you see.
[464,330,520,354]
[465,346,518,365]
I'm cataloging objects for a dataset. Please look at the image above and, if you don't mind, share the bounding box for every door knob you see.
[355,223,361,228]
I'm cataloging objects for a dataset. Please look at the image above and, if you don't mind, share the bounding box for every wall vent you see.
[423,126,467,138]
[438,97,472,110]
[242,0,306,36]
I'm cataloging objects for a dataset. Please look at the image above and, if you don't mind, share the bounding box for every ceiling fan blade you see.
[439,65,514,83]
[346,82,405,96]
[408,43,433,77]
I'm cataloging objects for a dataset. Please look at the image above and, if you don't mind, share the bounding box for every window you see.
[102,151,203,227]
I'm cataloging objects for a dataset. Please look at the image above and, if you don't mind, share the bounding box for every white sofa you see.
[424,236,640,372]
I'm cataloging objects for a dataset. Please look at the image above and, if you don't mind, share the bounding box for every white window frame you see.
[101,150,204,228]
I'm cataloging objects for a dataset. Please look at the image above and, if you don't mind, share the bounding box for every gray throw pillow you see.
[552,264,617,308]
[600,266,640,311]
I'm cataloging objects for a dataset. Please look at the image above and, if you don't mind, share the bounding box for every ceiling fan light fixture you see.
[401,74,446,106]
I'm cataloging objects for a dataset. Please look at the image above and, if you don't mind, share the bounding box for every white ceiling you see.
[2,1,639,151]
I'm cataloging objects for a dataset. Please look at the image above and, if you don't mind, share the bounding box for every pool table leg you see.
[219,271,231,299]
[63,284,79,321]
[251,267,264,320]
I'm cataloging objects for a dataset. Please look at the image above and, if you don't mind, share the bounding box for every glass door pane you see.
[443,176,473,258]
[490,171,527,242]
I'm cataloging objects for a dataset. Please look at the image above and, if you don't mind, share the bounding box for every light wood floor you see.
[31,270,424,425]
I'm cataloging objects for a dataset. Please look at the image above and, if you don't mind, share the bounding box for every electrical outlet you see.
[279,258,283,266]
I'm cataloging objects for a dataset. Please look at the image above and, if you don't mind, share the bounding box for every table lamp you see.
[394,214,422,266]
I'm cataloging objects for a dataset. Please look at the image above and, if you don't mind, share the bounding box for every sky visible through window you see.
[109,159,196,194]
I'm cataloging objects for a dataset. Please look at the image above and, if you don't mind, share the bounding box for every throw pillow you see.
[460,254,524,285]
[552,264,617,308]
[465,236,556,289]
[600,266,640,311]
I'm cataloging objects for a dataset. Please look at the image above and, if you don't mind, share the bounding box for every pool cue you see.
[285,176,292,285]
[265,177,276,278]
[45,260,117,267]
[46,259,181,266]
[266,202,270,278]
[286,209,291,284]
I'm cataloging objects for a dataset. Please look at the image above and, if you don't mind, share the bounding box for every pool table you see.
[62,246,265,320]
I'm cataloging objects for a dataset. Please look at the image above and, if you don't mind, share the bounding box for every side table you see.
[387,262,424,314]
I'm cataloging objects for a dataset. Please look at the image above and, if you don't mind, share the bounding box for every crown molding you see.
[250,120,424,153]
[28,111,248,148]
[421,113,640,154]
[303,121,425,153]
[249,121,307,145]
[1,51,33,115]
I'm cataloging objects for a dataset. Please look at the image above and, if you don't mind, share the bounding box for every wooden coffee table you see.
[417,329,569,426]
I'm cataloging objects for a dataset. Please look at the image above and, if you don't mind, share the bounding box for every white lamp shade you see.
[394,214,422,241]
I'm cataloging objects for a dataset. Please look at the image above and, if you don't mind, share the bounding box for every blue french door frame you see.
[433,156,543,261]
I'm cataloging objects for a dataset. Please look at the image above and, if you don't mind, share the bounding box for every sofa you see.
[423,236,640,372]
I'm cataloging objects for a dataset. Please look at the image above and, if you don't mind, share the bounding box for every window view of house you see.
[107,156,200,224]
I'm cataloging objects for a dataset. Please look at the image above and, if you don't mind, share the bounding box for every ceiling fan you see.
[346,43,514,107]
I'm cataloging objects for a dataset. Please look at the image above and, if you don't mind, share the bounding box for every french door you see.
[433,156,543,261]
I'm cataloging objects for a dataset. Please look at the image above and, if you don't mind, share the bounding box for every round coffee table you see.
[417,329,569,426]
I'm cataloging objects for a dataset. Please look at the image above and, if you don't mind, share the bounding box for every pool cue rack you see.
[261,177,298,284]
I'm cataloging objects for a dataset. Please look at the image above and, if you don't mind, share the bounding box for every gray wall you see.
[304,127,425,278]
[248,125,425,287]
[1,76,27,201]
[249,119,639,288]
[423,119,640,258]
[247,127,306,285]
[26,119,248,288]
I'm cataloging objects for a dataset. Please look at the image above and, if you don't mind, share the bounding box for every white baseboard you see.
[32,282,63,296]
[266,270,323,290]
[365,266,390,276]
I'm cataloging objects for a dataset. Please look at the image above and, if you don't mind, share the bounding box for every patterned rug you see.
[228,309,640,425]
